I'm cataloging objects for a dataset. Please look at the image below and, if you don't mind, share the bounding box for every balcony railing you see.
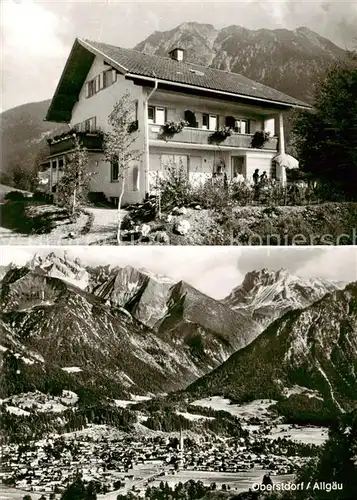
[47,131,104,156]
[149,126,278,150]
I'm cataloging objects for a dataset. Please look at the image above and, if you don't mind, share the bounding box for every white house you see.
[45,38,310,205]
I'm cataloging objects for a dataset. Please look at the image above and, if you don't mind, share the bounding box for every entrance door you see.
[231,156,245,178]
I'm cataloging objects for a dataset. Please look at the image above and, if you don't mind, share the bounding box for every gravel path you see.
[0,205,126,246]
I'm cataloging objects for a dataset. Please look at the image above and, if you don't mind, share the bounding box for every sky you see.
[1,246,356,299]
[1,0,356,113]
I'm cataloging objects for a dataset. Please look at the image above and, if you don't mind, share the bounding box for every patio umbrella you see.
[273,153,299,169]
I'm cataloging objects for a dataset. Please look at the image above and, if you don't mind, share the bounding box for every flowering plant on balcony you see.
[209,126,233,143]
[251,130,271,149]
[127,120,139,134]
[161,119,188,135]
[47,129,104,145]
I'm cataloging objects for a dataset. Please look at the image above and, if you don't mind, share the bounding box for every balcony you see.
[149,126,278,151]
[47,131,104,156]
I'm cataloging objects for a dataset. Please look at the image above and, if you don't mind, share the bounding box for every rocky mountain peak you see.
[26,252,89,290]
[242,268,290,288]
[223,268,344,330]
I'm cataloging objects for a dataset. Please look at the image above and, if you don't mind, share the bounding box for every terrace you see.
[47,130,104,156]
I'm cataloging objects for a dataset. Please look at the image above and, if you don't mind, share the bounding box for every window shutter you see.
[99,73,104,90]
[85,82,89,98]
[112,69,117,83]
[132,166,139,191]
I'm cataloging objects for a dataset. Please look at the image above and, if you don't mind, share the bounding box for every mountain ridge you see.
[134,22,346,102]
[186,283,357,419]
[0,267,220,400]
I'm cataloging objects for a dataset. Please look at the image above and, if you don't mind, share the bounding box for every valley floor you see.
[1,397,327,499]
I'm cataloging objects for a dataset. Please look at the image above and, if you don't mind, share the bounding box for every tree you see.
[297,409,357,500]
[293,53,357,199]
[57,136,90,216]
[3,159,38,192]
[269,410,357,500]
[103,91,142,244]
[61,476,86,500]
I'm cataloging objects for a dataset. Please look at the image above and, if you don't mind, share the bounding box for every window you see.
[95,75,101,93]
[86,68,117,98]
[130,166,139,191]
[161,154,188,173]
[156,107,166,125]
[133,100,138,122]
[111,158,119,182]
[184,110,197,128]
[99,72,104,91]
[235,119,249,134]
[209,114,218,131]
[84,117,97,132]
[176,49,184,61]
[225,116,235,129]
[148,106,155,124]
[147,106,166,125]
[202,114,209,130]
[264,118,275,136]
[103,69,113,88]
[86,80,96,98]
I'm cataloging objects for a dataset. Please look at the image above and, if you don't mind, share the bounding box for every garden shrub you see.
[191,178,232,211]
[0,201,55,234]
[4,191,26,201]
[158,160,193,210]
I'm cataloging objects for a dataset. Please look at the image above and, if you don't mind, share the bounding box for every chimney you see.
[169,47,185,62]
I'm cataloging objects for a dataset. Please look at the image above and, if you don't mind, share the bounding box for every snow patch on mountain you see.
[316,364,345,413]
[282,385,323,401]
[61,366,82,373]
[176,411,215,421]
[6,406,30,416]
[138,267,176,284]
[192,397,277,418]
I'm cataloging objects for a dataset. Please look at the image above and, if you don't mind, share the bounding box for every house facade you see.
[45,38,310,205]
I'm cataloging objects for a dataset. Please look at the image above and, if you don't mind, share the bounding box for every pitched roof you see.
[82,39,310,108]
[46,38,310,122]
